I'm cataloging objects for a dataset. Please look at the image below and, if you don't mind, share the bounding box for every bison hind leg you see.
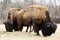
[26,26,29,32]
[19,26,23,31]
[13,24,19,31]
[29,26,32,33]
[7,29,13,32]
[36,30,40,36]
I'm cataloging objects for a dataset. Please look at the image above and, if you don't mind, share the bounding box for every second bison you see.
[6,8,21,32]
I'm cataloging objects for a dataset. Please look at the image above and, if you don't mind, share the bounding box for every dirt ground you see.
[0,24,60,40]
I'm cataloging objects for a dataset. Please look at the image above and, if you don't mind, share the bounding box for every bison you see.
[4,8,21,31]
[4,8,31,32]
[33,9,57,36]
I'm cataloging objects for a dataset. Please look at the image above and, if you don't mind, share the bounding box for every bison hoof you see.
[20,30,22,31]
[14,29,19,31]
[36,34,40,36]
[26,30,28,32]
[43,35,48,37]
[29,30,32,33]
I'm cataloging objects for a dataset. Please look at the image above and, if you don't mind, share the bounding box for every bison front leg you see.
[33,24,40,36]
[17,16,23,31]
[18,24,23,31]
[26,26,29,32]
[26,26,32,33]
[13,23,19,31]
[36,30,40,36]
[17,19,23,31]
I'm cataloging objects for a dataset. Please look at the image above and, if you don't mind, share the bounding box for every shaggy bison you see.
[28,5,57,36]
[4,8,21,31]
[4,8,31,32]
[33,10,57,36]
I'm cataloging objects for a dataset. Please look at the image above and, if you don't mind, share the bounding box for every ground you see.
[0,24,60,40]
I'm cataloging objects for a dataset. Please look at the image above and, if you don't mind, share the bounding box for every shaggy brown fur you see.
[8,8,21,20]
[7,8,21,31]
[16,5,48,33]
[27,5,48,11]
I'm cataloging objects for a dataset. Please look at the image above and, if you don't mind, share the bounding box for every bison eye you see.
[47,25,50,27]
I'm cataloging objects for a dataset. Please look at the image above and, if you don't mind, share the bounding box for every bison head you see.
[3,20,13,32]
[41,22,57,37]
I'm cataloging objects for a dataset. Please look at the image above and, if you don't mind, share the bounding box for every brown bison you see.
[4,8,21,32]
[28,5,57,36]
[6,8,32,32]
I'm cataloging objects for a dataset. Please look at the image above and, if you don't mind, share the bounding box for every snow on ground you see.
[0,24,60,40]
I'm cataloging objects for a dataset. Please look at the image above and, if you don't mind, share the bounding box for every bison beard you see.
[3,21,13,32]
[41,22,57,37]
[3,18,19,32]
